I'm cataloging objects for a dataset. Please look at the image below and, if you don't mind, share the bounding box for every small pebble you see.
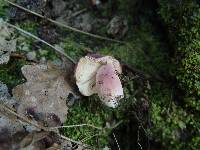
[26,51,37,61]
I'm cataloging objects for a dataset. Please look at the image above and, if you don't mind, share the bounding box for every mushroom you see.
[96,64,124,108]
[75,55,123,108]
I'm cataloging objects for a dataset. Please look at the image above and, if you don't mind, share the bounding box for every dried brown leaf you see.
[0,130,64,150]
[12,61,79,127]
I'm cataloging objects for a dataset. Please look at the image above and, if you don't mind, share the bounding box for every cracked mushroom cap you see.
[96,64,123,108]
[75,55,123,107]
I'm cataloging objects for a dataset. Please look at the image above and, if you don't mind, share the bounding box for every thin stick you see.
[59,134,84,146]
[0,103,49,131]
[81,133,101,143]
[6,0,125,44]
[71,133,100,150]
[75,134,101,150]
[5,21,76,64]
[51,124,102,130]
[113,133,120,150]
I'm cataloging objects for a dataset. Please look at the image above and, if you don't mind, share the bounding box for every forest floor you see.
[0,0,180,150]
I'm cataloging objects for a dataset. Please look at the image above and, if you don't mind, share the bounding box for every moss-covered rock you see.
[158,0,200,97]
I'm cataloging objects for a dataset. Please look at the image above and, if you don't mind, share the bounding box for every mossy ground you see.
[64,97,111,148]
[0,0,199,149]
[0,58,27,89]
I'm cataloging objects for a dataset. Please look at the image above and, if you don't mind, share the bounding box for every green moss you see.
[16,22,38,53]
[184,96,200,111]
[0,58,27,88]
[0,0,7,18]
[189,134,200,150]
[36,45,60,60]
[158,0,200,97]
[58,37,87,61]
[64,96,112,148]
[149,84,200,150]
[177,51,200,96]
[18,21,38,35]
[156,2,200,148]
[64,75,140,148]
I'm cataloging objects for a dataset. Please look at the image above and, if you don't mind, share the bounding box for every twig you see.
[72,134,99,150]
[59,134,85,146]
[81,133,100,143]
[5,21,76,64]
[51,124,102,130]
[5,0,125,44]
[71,134,99,150]
[113,133,120,150]
[0,102,49,131]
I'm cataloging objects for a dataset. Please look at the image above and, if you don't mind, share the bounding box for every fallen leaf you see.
[12,61,79,127]
[0,130,65,150]
[0,82,28,150]
[0,82,25,136]
[0,82,72,150]
[19,131,60,150]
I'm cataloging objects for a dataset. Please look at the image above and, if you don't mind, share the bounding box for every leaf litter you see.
[0,58,81,149]
[0,18,81,147]
[12,60,79,127]
[0,18,16,64]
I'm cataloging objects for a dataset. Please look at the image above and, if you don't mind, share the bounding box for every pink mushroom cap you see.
[96,64,124,108]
